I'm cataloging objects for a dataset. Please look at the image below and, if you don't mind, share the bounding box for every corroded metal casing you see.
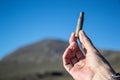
[75,12,84,37]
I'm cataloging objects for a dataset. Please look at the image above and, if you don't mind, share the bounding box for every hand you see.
[63,30,115,80]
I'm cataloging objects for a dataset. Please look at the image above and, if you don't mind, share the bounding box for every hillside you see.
[0,39,120,80]
[2,39,69,64]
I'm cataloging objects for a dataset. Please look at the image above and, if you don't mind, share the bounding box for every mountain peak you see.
[2,39,69,63]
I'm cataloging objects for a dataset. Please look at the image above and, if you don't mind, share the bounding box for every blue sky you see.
[0,0,120,59]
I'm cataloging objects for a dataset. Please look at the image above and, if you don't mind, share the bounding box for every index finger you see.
[69,32,77,44]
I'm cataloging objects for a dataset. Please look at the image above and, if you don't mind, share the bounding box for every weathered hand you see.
[63,30,115,80]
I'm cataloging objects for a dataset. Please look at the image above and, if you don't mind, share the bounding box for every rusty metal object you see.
[75,12,84,37]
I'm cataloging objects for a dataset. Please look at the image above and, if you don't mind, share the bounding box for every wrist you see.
[93,64,116,80]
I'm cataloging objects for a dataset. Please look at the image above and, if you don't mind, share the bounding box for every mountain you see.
[0,39,120,80]
[99,50,120,71]
[0,39,70,80]
[2,39,69,64]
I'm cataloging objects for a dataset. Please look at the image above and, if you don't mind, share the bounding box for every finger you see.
[64,64,73,72]
[68,42,84,64]
[63,47,73,71]
[74,60,85,69]
[69,32,85,60]
[63,41,80,71]
[79,30,96,52]
[71,57,78,65]
[63,47,71,65]
[76,51,85,60]
[69,32,77,44]
[67,42,79,61]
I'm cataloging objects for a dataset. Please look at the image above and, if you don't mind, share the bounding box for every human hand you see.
[63,30,115,80]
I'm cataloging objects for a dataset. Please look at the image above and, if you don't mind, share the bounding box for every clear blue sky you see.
[0,0,120,59]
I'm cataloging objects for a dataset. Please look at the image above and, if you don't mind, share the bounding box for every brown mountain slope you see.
[100,50,120,71]
[0,39,120,80]
[2,39,69,64]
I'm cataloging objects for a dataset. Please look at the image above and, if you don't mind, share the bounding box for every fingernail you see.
[73,32,76,36]
[81,30,86,37]
[71,32,75,36]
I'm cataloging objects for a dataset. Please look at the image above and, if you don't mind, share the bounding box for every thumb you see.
[79,30,96,52]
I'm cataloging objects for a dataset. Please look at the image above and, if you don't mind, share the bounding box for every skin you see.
[63,30,116,80]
